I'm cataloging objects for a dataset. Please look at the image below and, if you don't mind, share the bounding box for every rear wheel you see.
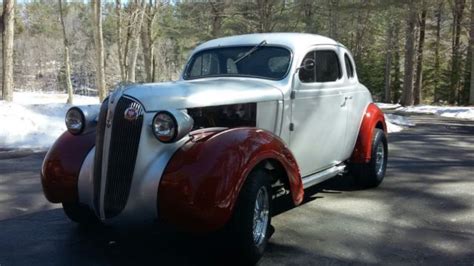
[229,169,272,265]
[350,128,388,188]
[62,202,100,226]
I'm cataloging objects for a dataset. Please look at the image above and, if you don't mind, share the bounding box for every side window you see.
[190,53,220,77]
[298,52,316,83]
[315,50,341,82]
[344,53,354,78]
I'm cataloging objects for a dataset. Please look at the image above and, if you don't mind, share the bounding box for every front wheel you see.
[229,169,272,265]
[350,128,388,188]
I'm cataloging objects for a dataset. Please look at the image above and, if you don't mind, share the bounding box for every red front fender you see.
[158,127,303,233]
[41,131,95,203]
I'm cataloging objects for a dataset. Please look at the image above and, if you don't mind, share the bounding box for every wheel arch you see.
[350,103,387,164]
[158,127,304,233]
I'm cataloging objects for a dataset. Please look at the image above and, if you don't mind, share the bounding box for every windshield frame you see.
[182,44,294,81]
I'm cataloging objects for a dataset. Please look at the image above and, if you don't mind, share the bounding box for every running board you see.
[302,164,346,189]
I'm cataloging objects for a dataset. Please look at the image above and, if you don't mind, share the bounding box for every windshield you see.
[183,46,291,80]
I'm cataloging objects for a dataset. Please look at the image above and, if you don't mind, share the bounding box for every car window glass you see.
[315,50,341,82]
[185,46,291,80]
[298,52,315,83]
[268,56,290,73]
[226,58,238,74]
[190,53,220,76]
[344,53,354,78]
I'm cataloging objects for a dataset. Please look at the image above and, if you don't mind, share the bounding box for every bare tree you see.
[384,19,394,103]
[449,0,466,104]
[141,0,159,82]
[413,4,427,105]
[59,0,74,104]
[127,0,146,83]
[469,0,474,105]
[2,0,15,102]
[116,0,126,81]
[401,2,417,106]
[328,0,339,40]
[433,0,443,103]
[92,0,107,101]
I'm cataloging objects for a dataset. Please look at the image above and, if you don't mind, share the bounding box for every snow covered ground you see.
[0,92,99,151]
[376,102,474,121]
[397,105,474,120]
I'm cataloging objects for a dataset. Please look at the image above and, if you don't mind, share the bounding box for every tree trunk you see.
[469,0,474,105]
[127,0,146,83]
[413,6,427,105]
[2,0,14,102]
[59,0,74,104]
[401,3,417,106]
[433,0,443,103]
[116,0,126,82]
[384,21,394,103]
[449,0,466,104]
[141,0,157,83]
[328,0,339,40]
[92,0,107,101]
[392,20,402,103]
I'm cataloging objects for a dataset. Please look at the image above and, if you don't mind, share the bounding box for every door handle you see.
[341,96,352,107]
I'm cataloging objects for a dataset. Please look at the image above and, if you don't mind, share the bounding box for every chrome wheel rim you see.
[375,143,385,176]
[253,186,269,246]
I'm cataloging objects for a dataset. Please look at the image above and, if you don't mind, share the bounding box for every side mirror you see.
[302,58,315,71]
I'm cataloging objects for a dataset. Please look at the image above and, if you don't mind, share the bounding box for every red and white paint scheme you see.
[41,33,387,264]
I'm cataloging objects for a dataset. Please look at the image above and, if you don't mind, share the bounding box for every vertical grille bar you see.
[93,99,108,216]
[103,97,143,218]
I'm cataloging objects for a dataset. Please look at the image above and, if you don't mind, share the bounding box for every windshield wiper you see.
[234,40,267,64]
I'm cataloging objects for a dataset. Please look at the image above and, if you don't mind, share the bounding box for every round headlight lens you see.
[65,107,84,135]
[152,111,177,143]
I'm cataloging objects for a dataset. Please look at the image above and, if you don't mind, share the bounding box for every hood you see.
[122,77,284,112]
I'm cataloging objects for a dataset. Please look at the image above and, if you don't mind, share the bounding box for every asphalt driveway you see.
[0,114,473,265]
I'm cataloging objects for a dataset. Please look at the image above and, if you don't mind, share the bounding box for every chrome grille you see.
[103,97,143,218]
[93,99,108,216]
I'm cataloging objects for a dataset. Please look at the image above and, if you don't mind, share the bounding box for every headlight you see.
[152,110,194,143]
[65,105,100,135]
[152,111,177,143]
[65,107,85,135]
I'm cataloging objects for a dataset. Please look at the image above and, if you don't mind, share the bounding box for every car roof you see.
[193,33,343,53]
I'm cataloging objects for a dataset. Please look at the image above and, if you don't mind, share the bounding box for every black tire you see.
[350,128,388,188]
[229,168,273,265]
[62,202,100,226]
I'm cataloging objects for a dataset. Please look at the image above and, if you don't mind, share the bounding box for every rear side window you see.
[344,53,354,78]
[298,50,341,83]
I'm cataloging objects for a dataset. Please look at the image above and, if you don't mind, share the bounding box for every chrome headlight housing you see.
[152,110,193,143]
[65,105,100,135]
[65,107,85,135]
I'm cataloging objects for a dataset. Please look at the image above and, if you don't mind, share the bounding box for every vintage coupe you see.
[41,33,387,264]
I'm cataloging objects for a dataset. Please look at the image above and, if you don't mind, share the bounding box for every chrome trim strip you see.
[302,164,346,189]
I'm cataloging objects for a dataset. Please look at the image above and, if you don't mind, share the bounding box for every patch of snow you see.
[386,120,403,133]
[0,92,99,151]
[396,105,474,121]
[376,102,401,110]
[386,114,416,127]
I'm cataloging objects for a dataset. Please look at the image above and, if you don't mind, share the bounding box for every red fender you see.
[351,103,387,163]
[158,127,304,233]
[41,131,95,203]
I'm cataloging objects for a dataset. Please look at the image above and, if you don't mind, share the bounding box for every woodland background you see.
[0,0,474,106]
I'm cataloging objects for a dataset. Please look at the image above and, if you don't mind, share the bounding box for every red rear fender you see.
[351,103,387,163]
